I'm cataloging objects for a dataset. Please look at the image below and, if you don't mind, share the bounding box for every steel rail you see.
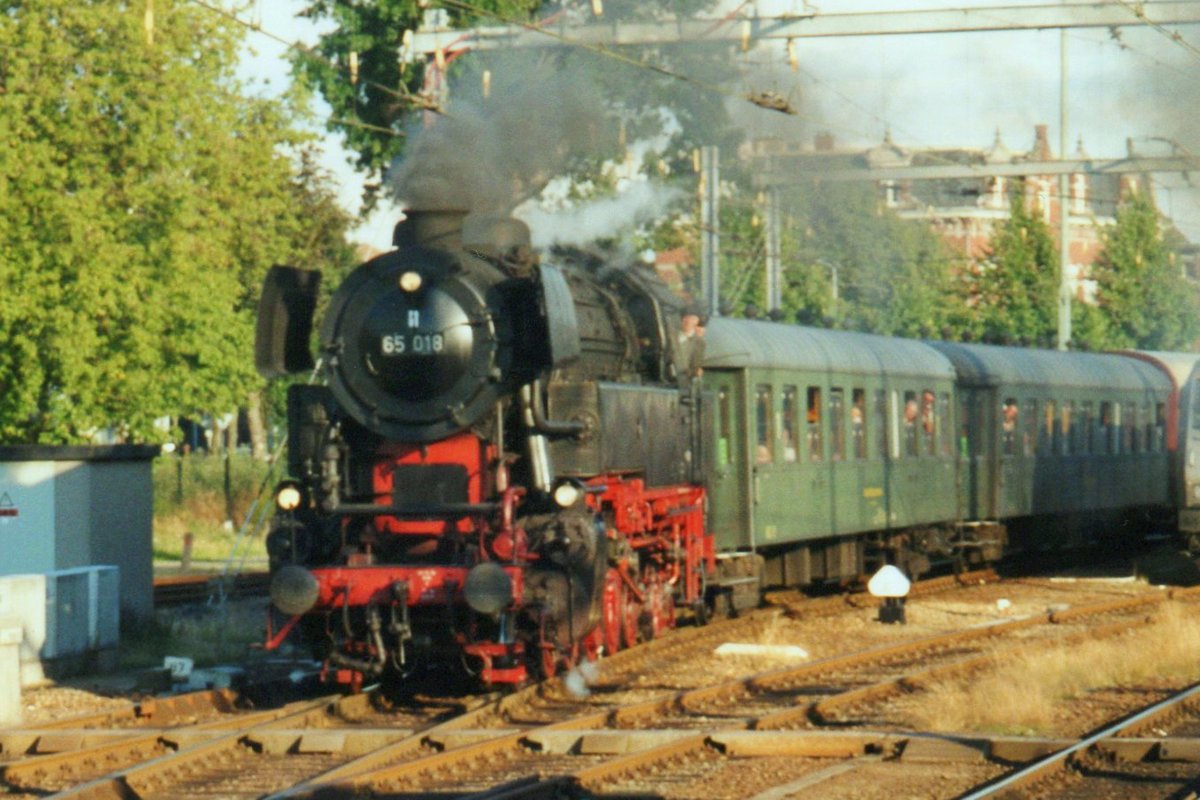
[958,681,1200,799]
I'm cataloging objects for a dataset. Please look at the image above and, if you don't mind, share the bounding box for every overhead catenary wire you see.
[1107,0,1200,63]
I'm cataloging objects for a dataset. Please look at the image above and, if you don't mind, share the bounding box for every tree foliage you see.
[0,0,356,444]
[968,190,1060,347]
[1089,191,1199,350]
[701,183,964,336]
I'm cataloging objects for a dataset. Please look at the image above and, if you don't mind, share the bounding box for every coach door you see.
[706,370,752,549]
[958,388,996,520]
[996,395,1032,518]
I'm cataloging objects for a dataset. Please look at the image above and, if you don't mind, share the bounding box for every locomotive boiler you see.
[255,210,713,689]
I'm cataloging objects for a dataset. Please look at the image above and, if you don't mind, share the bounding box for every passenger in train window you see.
[1001,398,1018,456]
[903,392,919,456]
[851,389,866,459]
[921,390,936,454]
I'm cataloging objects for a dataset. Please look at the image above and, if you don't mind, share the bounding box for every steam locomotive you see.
[256,210,712,688]
[256,207,1200,691]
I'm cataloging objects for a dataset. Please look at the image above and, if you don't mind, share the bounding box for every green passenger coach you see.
[929,342,1173,549]
[700,318,959,587]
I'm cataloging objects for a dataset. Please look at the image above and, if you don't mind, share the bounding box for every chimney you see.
[1031,124,1052,160]
[392,209,468,248]
[814,132,835,152]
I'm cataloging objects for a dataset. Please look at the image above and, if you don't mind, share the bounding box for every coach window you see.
[921,390,936,455]
[852,388,867,459]
[939,393,952,456]
[875,390,889,459]
[1141,402,1151,452]
[1099,402,1112,454]
[782,386,799,463]
[1043,400,1057,455]
[1061,401,1074,455]
[1001,397,1018,456]
[755,385,774,464]
[1079,402,1093,455]
[1108,402,1118,453]
[903,390,919,457]
[830,388,846,461]
[717,387,731,466]
[807,386,823,461]
[1156,402,1167,451]
[957,395,970,458]
[1022,399,1037,456]
[1123,403,1135,453]
[1129,404,1141,453]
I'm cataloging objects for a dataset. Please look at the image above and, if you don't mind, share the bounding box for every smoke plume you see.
[389,55,616,214]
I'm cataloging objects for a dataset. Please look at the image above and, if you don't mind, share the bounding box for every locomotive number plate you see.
[381,333,445,355]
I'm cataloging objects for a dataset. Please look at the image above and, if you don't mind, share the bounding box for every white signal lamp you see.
[867,564,911,598]
[399,271,423,292]
[276,485,302,511]
[553,482,582,508]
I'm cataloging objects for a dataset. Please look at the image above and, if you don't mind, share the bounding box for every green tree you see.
[779,183,963,337]
[971,191,1059,347]
[0,0,355,444]
[1090,192,1199,350]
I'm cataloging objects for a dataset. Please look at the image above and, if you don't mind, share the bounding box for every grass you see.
[152,453,277,565]
[120,600,270,670]
[911,603,1200,736]
[126,453,282,671]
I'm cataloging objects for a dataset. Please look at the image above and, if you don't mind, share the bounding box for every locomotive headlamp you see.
[399,270,423,292]
[270,565,320,616]
[464,562,513,615]
[276,483,303,511]
[553,481,582,508]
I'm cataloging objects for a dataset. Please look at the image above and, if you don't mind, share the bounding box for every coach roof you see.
[928,341,1172,392]
[702,318,955,381]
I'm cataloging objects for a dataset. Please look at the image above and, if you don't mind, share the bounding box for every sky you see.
[235,0,1200,246]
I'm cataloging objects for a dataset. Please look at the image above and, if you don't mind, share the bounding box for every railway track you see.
[265,583,1200,798]
[152,572,270,607]
[7,570,1193,799]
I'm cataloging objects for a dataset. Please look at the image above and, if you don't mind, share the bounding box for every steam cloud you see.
[519,181,685,249]
[389,57,615,215]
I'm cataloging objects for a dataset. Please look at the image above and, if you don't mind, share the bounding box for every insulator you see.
[787,38,798,72]
[349,51,359,85]
[482,69,492,99]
